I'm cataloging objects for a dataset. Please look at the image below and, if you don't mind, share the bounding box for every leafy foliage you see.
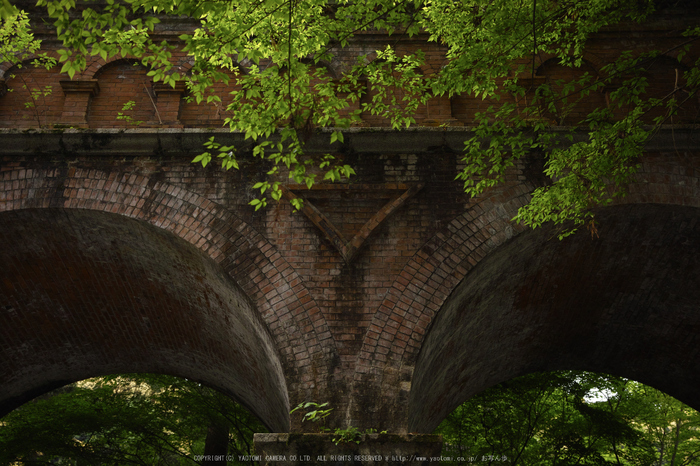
[435,371,700,465]
[117,100,145,126]
[0,373,267,465]
[291,402,386,445]
[2,0,700,234]
[0,10,39,61]
[1,10,57,127]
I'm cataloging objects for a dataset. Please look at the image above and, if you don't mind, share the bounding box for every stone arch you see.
[350,142,700,431]
[0,61,14,80]
[407,202,700,432]
[83,55,132,80]
[298,58,341,80]
[82,54,188,80]
[0,50,62,80]
[82,54,194,84]
[0,207,288,431]
[0,163,339,426]
[531,51,606,76]
[451,53,605,126]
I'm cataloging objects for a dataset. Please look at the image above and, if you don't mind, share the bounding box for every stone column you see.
[59,79,99,128]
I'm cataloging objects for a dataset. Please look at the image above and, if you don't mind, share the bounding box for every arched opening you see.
[0,373,268,464]
[535,58,605,126]
[409,203,700,434]
[432,370,700,465]
[0,58,64,128]
[88,60,158,127]
[0,208,289,432]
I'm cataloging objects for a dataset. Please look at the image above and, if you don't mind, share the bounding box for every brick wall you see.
[2,10,699,130]
[2,6,700,434]
[2,127,700,432]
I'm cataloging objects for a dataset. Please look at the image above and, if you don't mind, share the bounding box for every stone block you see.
[253,433,442,466]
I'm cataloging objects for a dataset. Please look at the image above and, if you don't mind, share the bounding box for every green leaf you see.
[0,0,18,19]
[192,152,212,167]
[249,198,267,210]
[330,130,344,144]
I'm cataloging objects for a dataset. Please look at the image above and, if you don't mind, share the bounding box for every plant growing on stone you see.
[116,100,144,126]
[17,81,53,127]
[290,401,333,432]
[331,426,388,445]
[292,402,388,444]
[1,11,56,128]
[332,426,362,445]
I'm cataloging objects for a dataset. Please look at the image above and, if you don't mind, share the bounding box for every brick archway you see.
[407,203,700,433]
[0,163,340,427]
[344,138,700,432]
[0,207,289,430]
[349,183,532,430]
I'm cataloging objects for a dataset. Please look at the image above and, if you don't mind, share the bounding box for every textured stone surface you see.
[253,433,442,465]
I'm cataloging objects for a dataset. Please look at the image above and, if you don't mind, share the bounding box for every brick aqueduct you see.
[2,4,700,436]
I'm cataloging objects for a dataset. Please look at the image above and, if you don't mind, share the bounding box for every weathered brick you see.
[2,9,700,437]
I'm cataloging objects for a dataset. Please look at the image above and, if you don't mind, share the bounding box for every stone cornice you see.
[59,79,100,96]
[0,126,698,157]
[152,81,188,95]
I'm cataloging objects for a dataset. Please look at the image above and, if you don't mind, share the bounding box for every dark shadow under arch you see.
[409,203,700,432]
[0,208,289,432]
